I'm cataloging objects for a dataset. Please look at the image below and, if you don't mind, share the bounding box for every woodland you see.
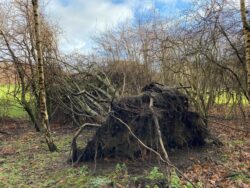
[0,0,249,187]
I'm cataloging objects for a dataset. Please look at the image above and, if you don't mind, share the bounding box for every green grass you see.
[0,131,113,188]
[0,84,27,119]
[0,129,183,187]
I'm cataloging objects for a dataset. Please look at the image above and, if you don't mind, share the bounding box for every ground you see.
[0,112,249,187]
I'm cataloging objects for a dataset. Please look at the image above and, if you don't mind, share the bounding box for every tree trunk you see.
[240,0,250,99]
[32,0,57,152]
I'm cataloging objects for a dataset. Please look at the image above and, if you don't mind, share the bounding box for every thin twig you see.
[149,97,170,163]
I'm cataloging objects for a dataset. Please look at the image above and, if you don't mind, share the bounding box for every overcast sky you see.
[46,0,194,54]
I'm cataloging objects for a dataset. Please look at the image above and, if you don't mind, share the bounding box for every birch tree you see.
[32,0,57,151]
[240,0,250,99]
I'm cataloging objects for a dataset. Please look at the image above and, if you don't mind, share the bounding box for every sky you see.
[45,0,194,54]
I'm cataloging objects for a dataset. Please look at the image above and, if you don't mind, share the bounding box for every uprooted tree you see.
[70,83,220,163]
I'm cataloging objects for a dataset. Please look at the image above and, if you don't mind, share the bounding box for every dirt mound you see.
[72,83,217,162]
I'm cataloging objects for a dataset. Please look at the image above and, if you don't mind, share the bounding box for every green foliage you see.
[147,167,164,180]
[169,170,203,188]
[88,177,111,188]
[108,163,129,186]
[115,163,127,174]
[170,170,181,188]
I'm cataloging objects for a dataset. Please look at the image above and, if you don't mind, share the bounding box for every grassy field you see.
[215,92,248,105]
[0,85,27,119]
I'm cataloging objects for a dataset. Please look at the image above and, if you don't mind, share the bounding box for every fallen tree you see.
[71,83,220,163]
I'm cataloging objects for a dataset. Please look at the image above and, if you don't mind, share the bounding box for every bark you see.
[240,0,250,99]
[32,0,57,151]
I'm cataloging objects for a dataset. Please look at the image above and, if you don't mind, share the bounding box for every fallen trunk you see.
[72,83,219,162]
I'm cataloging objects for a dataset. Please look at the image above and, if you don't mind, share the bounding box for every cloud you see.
[47,0,133,53]
[46,0,191,53]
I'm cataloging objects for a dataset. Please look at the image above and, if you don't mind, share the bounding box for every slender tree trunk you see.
[32,0,57,152]
[240,0,250,99]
